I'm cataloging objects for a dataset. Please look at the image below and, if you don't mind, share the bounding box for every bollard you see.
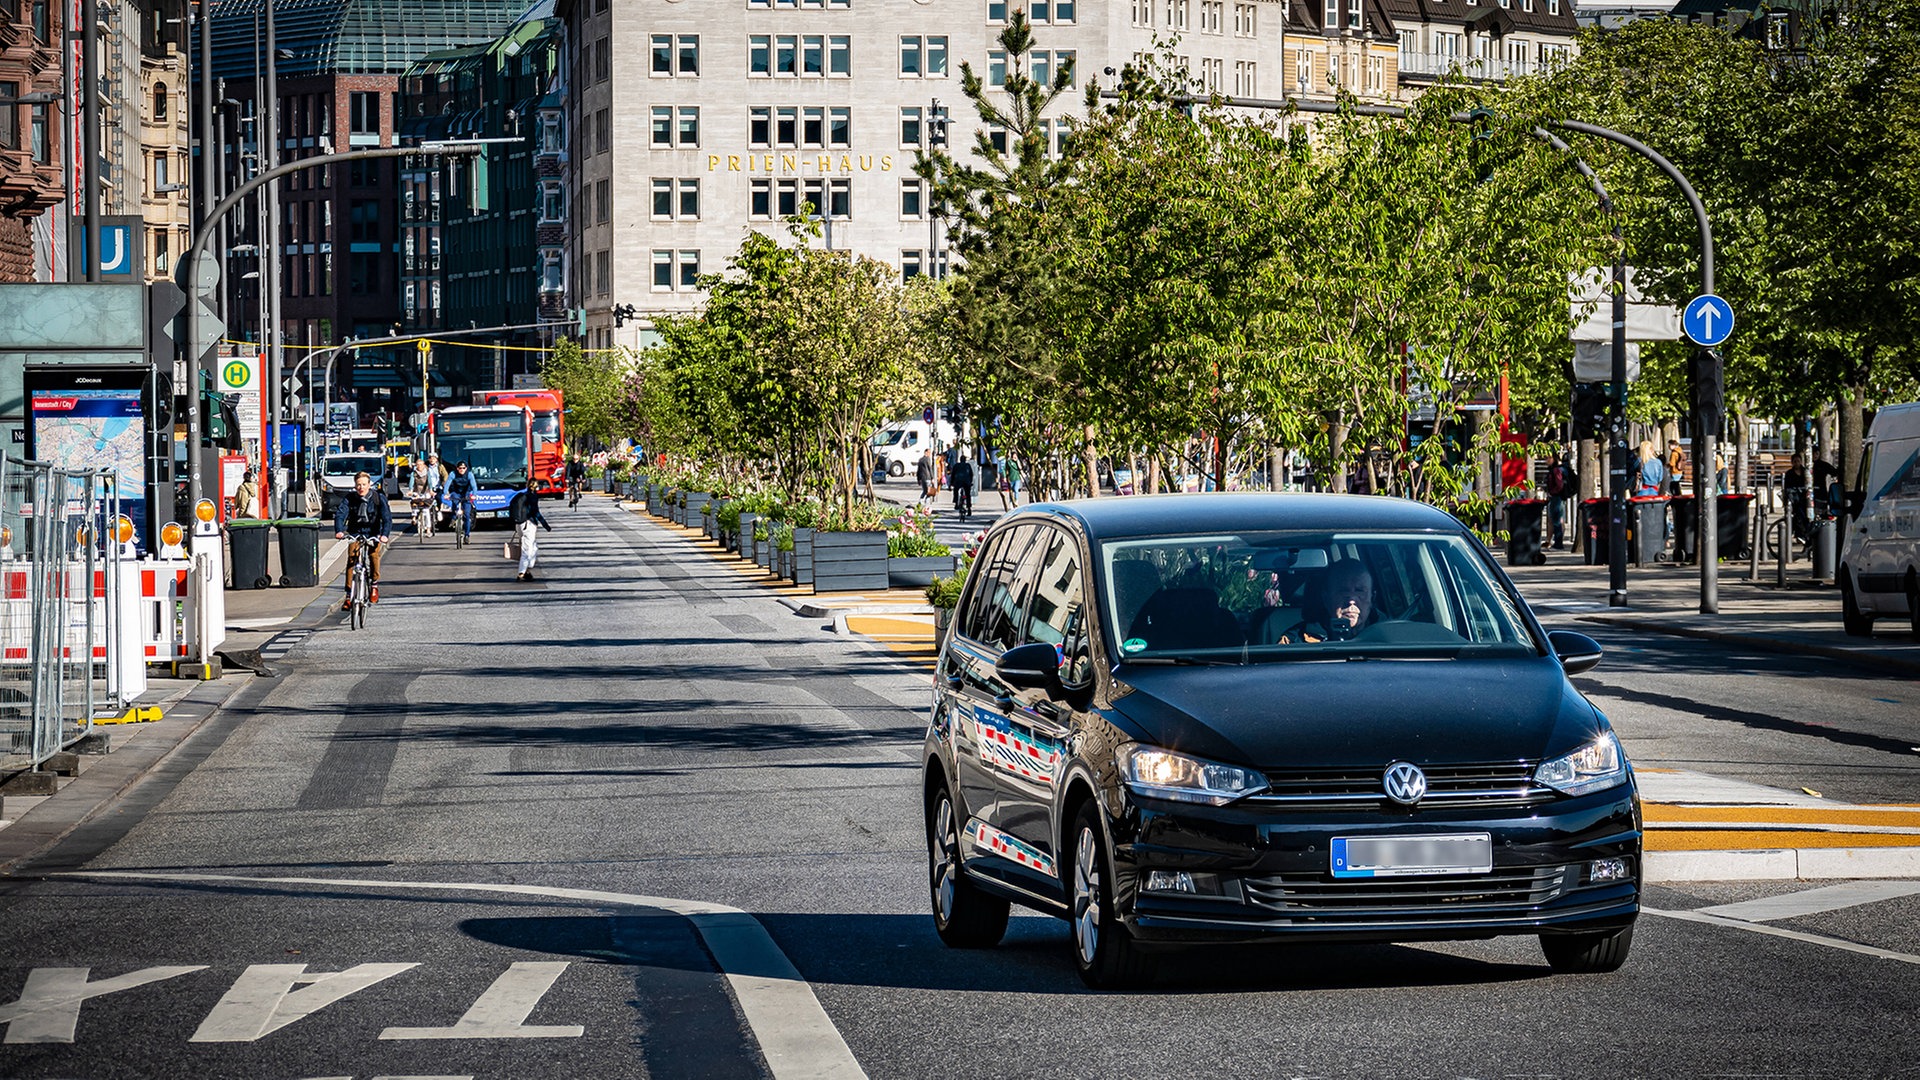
[1774,517,1792,587]
[1749,502,1767,582]
[1812,519,1837,584]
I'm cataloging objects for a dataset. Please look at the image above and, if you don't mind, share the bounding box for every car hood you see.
[1106,658,1602,769]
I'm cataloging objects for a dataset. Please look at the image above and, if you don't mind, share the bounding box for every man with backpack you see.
[1544,452,1579,551]
[950,454,975,521]
[507,480,553,581]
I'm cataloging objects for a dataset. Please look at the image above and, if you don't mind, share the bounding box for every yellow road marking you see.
[1647,830,1920,850]
[1645,805,1920,826]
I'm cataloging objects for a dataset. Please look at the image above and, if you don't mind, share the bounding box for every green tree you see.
[540,339,627,449]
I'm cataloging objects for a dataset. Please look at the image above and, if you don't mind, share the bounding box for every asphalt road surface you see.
[0,497,1915,1079]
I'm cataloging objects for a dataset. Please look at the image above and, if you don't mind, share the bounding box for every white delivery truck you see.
[316,451,388,517]
[869,417,958,478]
[1840,401,1920,637]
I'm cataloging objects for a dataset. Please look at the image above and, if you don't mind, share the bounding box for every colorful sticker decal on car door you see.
[969,819,1058,878]
[973,705,1061,787]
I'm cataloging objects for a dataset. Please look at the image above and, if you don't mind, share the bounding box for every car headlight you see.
[1119,744,1267,806]
[1534,731,1628,797]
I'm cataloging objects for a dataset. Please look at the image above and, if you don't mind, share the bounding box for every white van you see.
[869,418,958,478]
[1840,401,1920,637]
[317,452,387,517]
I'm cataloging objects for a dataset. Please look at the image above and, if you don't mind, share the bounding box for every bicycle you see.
[568,478,582,509]
[450,495,474,547]
[344,535,380,630]
[410,494,435,543]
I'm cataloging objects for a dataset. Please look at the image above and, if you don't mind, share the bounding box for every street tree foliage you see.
[1535,3,1920,475]
[540,339,628,451]
[639,224,928,515]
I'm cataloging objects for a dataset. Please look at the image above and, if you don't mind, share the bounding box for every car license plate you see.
[482,511,500,519]
[1331,834,1492,878]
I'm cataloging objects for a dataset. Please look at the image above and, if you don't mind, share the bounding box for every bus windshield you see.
[437,434,527,487]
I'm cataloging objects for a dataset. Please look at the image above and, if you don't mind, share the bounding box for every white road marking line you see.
[1695,880,1920,922]
[380,962,583,1040]
[1643,906,1920,965]
[190,963,419,1043]
[58,871,868,1080]
[0,965,208,1044]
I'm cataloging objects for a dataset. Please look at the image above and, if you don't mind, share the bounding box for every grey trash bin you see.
[228,520,272,589]
[275,518,322,588]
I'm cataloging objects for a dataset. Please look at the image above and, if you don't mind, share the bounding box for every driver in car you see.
[1278,559,1379,644]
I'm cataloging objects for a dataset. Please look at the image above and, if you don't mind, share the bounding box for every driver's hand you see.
[334,533,345,539]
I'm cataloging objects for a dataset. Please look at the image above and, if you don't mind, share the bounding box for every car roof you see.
[1012,492,1468,543]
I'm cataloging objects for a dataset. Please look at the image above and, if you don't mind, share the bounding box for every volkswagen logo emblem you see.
[1383,762,1427,805]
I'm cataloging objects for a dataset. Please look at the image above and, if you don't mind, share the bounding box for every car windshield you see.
[871,429,904,447]
[323,457,380,477]
[1100,530,1538,661]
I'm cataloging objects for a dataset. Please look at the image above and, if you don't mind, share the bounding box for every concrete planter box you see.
[934,605,954,638]
[759,521,782,569]
[686,493,712,529]
[701,499,723,539]
[811,530,889,593]
[888,555,953,589]
[738,513,760,561]
[792,527,814,585]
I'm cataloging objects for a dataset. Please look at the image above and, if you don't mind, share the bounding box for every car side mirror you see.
[1548,630,1602,676]
[996,642,1063,694]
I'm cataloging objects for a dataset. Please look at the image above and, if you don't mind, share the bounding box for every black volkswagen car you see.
[922,493,1639,988]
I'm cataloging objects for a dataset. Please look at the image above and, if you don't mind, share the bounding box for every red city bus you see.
[475,388,566,495]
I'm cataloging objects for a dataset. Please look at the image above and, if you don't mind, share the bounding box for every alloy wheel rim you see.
[1073,827,1100,966]
[932,798,957,923]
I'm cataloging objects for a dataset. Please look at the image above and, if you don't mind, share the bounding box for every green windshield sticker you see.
[1121,638,1148,653]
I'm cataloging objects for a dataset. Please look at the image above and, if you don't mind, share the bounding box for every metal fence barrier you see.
[1,456,117,775]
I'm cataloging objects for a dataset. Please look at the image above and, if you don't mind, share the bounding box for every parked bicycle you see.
[344,534,381,630]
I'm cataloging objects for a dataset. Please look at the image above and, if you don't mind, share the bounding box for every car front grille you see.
[1247,761,1551,809]
[1243,863,1572,920]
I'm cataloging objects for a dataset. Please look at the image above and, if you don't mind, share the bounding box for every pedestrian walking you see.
[507,480,553,581]
[1543,452,1578,550]
[915,448,935,505]
[950,455,975,521]
[1004,456,1022,506]
[230,469,258,520]
[1664,443,1686,496]
[1636,442,1667,498]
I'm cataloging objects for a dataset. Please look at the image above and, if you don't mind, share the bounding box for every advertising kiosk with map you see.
[25,367,150,551]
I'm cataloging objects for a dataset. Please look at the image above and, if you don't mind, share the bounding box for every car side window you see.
[961,524,1041,651]
[1023,528,1084,648]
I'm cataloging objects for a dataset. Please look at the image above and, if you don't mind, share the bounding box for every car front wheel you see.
[1069,803,1154,989]
[928,789,1008,949]
[1841,571,1875,637]
[1541,925,1634,974]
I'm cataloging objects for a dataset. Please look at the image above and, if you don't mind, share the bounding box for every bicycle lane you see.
[0,503,874,1079]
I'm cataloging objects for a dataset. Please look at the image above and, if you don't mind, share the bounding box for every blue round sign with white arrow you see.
[1683,293,1734,348]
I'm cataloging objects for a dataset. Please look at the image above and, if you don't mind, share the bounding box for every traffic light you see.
[1571,381,1611,440]
[612,303,638,328]
[1689,348,1725,426]
[928,100,949,147]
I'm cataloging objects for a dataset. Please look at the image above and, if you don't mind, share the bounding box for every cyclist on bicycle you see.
[445,460,479,541]
[409,455,440,538]
[566,456,588,507]
[333,471,393,607]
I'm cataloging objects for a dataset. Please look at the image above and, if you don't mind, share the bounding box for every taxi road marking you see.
[0,965,206,1043]
[53,870,867,1080]
[380,962,584,1040]
[193,963,417,1042]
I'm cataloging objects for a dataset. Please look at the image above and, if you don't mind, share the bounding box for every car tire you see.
[927,788,1009,949]
[1908,574,1920,640]
[1540,924,1634,974]
[1069,802,1154,990]
[1841,571,1875,638]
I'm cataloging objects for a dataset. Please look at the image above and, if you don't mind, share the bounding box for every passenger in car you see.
[1278,559,1379,644]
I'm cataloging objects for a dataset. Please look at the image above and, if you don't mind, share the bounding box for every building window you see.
[988,0,1006,19]
[1349,0,1363,27]
[596,108,613,154]
[651,105,701,147]
[0,82,16,150]
[750,178,772,218]
[540,181,564,222]
[652,33,699,75]
[901,249,946,280]
[31,0,48,43]
[596,249,611,296]
[597,179,611,223]
[652,249,701,290]
[540,114,564,154]
[1367,54,1383,91]
[1031,0,1075,21]
[752,34,848,76]
[1323,0,1337,28]
[1235,1,1256,34]
[153,83,168,123]
[900,106,922,146]
[801,177,852,219]
[540,248,564,294]
[151,229,169,275]
[349,92,379,140]
[1294,49,1312,92]
[1199,0,1222,31]
[901,177,925,218]
[652,178,700,218]
[1234,59,1257,95]
[987,50,1007,87]
[1167,0,1188,28]
[985,123,1007,154]
[598,37,613,82]
[900,35,948,77]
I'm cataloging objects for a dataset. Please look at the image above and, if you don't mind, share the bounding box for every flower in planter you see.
[924,572,964,610]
